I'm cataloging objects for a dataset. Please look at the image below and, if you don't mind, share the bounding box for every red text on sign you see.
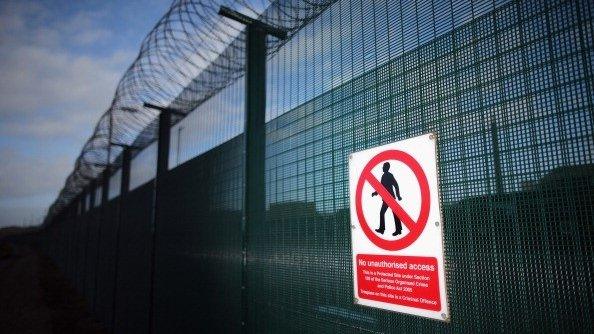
[356,254,441,311]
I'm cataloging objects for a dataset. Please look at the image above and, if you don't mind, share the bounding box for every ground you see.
[0,241,106,334]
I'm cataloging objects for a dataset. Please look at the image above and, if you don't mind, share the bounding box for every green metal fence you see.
[21,0,594,333]
[252,1,593,331]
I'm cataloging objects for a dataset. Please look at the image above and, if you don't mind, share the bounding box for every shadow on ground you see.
[0,242,106,334]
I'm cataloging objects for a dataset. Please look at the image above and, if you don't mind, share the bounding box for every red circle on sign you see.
[355,150,430,251]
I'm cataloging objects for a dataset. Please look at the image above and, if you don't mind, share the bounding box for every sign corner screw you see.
[441,313,447,319]
[435,221,440,227]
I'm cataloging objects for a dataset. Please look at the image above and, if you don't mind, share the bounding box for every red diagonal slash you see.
[363,170,416,231]
[354,149,430,251]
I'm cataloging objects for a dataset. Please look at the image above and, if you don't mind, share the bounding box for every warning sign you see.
[349,133,449,321]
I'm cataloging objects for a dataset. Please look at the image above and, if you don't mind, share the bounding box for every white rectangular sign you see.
[349,133,449,321]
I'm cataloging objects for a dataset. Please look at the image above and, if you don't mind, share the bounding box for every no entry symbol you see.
[355,150,430,251]
[350,134,449,319]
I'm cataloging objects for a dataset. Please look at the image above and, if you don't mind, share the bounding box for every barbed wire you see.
[45,0,336,223]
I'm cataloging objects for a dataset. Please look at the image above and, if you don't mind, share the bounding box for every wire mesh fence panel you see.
[84,210,101,312]
[113,182,154,334]
[129,143,158,192]
[250,0,594,332]
[30,0,594,333]
[75,214,88,294]
[94,199,120,331]
[66,215,78,285]
[155,135,244,333]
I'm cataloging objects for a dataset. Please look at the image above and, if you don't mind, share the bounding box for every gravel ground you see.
[0,242,106,334]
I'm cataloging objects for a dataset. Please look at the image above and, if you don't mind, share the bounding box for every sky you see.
[0,0,172,227]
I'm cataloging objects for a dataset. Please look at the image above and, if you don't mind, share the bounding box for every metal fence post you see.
[218,7,286,331]
[93,167,111,314]
[90,180,96,208]
[144,104,174,334]
[82,180,96,298]
[240,24,267,330]
[111,146,132,333]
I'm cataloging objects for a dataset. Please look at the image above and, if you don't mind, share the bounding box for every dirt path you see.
[0,243,106,334]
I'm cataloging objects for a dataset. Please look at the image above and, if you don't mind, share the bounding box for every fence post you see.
[217,8,286,331]
[72,190,85,287]
[93,167,111,314]
[111,146,132,333]
[240,24,267,330]
[147,106,173,334]
[89,180,96,208]
[82,180,96,298]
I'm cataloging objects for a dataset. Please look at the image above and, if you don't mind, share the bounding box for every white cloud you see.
[0,147,76,228]
[0,44,128,116]
[73,28,112,45]
[0,0,139,226]
[0,1,134,129]
[0,148,72,200]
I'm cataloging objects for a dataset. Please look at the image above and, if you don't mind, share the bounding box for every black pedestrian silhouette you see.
[371,162,403,236]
